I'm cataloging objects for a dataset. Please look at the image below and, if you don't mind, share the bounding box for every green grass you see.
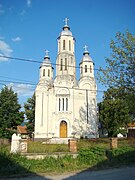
[27,141,69,153]
[0,138,135,177]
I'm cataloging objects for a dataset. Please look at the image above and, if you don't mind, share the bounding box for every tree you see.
[0,86,24,139]
[24,94,35,136]
[98,88,131,137]
[99,31,135,91]
[98,31,135,119]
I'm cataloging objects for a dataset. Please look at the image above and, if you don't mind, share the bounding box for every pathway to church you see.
[2,166,135,180]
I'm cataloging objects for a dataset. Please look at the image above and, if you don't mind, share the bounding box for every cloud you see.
[12,36,21,42]
[8,83,34,96]
[0,40,13,61]
[0,4,5,15]
[27,0,31,7]
[0,36,4,40]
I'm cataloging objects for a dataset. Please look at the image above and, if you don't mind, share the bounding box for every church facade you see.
[34,19,98,140]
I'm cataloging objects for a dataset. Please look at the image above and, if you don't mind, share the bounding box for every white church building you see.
[34,19,98,141]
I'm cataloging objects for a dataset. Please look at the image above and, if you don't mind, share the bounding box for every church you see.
[34,18,98,141]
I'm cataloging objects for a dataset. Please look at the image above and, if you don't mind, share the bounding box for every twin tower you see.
[34,18,98,141]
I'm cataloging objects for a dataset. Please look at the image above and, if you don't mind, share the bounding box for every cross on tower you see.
[45,50,49,57]
[64,18,69,26]
[83,45,88,52]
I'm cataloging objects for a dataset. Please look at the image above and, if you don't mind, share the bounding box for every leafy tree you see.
[0,86,24,139]
[99,31,135,91]
[24,94,35,136]
[98,31,135,119]
[98,88,131,137]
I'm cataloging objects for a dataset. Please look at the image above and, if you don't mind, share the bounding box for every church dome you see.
[81,45,93,62]
[42,50,51,66]
[60,25,72,36]
[59,18,73,37]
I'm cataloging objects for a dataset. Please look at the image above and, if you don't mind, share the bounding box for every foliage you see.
[98,87,131,137]
[0,86,24,139]
[24,94,35,135]
[78,147,105,165]
[98,31,135,119]
[98,31,135,91]
[107,147,135,165]
[0,140,135,177]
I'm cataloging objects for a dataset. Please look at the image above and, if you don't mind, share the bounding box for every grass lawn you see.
[0,138,135,177]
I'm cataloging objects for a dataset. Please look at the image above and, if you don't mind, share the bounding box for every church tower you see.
[79,45,94,80]
[55,18,76,85]
[39,50,53,87]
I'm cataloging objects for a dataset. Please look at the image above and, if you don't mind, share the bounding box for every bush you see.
[107,147,135,165]
[78,147,105,165]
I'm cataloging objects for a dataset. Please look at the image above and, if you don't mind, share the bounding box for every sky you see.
[0,0,135,106]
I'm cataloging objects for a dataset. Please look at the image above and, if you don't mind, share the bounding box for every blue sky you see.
[0,0,135,105]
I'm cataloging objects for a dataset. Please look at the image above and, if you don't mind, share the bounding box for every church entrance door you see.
[60,120,67,138]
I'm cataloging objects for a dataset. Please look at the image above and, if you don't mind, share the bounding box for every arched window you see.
[63,40,65,50]
[48,69,50,77]
[69,40,71,51]
[65,58,67,70]
[85,65,87,73]
[90,65,92,73]
[66,98,68,111]
[60,59,63,71]
[59,98,61,111]
[62,98,64,111]
[81,66,83,74]
[43,69,45,76]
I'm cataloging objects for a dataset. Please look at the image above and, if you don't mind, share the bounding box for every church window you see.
[69,40,71,51]
[62,98,64,111]
[90,65,92,73]
[63,40,65,50]
[59,98,61,111]
[48,69,50,77]
[81,66,83,74]
[43,69,45,76]
[66,98,68,111]
[85,65,87,72]
[65,58,67,70]
[60,59,63,70]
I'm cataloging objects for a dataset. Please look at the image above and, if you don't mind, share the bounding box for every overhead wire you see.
[0,55,108,72]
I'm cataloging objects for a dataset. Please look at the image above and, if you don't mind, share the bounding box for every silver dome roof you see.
[82,53,93,62]
[42,50,51,66]
[81,45,93,62]
[60,29,72,36]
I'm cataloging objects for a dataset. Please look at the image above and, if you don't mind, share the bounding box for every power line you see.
[0,55,104,71]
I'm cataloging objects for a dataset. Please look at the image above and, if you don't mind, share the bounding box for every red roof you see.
[17,125,27,134]
[128,123,135,127]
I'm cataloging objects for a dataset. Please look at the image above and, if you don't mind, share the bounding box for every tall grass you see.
[27,141,69,153]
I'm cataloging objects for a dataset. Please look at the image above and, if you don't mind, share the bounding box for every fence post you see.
[68,139,77,152]
[110,138,118,149]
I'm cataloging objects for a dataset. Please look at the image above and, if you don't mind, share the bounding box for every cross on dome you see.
[45,50,49,57]
[64,18,69,26]
[83,45,88,52]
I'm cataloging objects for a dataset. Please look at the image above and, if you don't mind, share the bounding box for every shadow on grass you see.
[63,149,135,180]
[0,153,50,180]
[0,147,135,180]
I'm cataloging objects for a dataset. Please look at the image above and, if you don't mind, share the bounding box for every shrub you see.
[78,147,105,165]
[107,147,135,165]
